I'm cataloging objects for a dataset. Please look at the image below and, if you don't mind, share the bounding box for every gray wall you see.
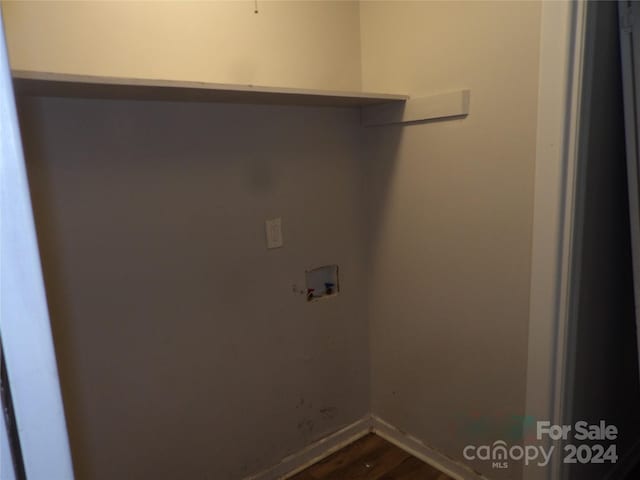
[19,97,369,480]
[569,2,640,479]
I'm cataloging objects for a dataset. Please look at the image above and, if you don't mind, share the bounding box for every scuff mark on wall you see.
[319,407,338,420]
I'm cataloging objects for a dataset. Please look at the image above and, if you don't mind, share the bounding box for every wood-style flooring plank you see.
[288,471,316,480]
[306,434,387,477]
[324,443,409,479]
[287,434,455,480]
[379,456,446,479]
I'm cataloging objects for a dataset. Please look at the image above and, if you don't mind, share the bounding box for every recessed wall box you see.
[305,265,339,302]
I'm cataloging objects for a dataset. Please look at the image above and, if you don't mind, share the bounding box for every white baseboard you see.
[244,414,488,480]
[370,415,488,480]
[242,416,372,480]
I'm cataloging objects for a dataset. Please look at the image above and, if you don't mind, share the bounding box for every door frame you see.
[0,10,75,480]
[524,1,590,480]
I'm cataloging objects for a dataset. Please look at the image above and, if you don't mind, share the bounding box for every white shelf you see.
[11,70,409,107]
[361,90,470,126]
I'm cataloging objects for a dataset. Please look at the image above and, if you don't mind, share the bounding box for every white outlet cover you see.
[265,218,283,249]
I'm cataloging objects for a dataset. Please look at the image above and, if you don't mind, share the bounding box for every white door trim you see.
[524,1,589,480]
[0,11,75,480]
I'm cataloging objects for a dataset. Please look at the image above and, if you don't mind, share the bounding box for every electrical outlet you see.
[265,218,283,249]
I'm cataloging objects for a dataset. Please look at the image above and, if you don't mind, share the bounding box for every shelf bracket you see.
[361,89,470,127]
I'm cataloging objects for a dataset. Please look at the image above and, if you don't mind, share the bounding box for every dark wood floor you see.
[289,434,454,479]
